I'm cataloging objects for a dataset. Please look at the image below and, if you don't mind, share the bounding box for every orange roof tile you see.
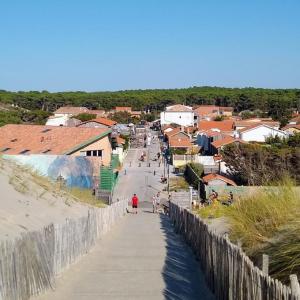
[115,106,132,112]
[211,136,244,148]
[116,136,126,145]
[165,127,181,138]
[81,117,117,127]
[0,124,110,155]
[194,105,234,116]
[198,120,234,132]
[54,106,89,115]
[169,138,193,148]
[203,173,237,186]
[282,124,300,131]
[166,104,192,112]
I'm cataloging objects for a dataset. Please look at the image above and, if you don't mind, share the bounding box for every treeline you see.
[0,87,299,123]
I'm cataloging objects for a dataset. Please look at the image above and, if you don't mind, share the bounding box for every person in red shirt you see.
[131,194,139,214]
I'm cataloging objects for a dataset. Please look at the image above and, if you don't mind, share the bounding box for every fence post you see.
[189,186,193,210]
[290,274,300,298]
[262,254,269,275]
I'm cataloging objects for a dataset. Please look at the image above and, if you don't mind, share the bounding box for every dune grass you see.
[169,176,189,191]
[66,187,106,208]
[224,179,300,283]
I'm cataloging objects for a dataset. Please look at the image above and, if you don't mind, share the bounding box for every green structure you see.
[99,154,120,192]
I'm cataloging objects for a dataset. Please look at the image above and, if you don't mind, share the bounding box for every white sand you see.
[0,158,90,241]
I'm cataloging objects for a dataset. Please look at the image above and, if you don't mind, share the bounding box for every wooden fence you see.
[0,199,128,300]
[169,202,299,300]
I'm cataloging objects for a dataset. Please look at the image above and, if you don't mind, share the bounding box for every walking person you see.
[131,193,139,214]
[156,192,161,212]
[152,194,157,213]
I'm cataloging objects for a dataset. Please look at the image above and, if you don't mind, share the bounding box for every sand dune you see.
[0,158,91,240]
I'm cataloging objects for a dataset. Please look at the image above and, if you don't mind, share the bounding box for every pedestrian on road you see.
[156,192,161,211]
[152,194,157,213]
[131,193,139,214]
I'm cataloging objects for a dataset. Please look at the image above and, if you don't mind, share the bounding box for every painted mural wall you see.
[4,154,95,189]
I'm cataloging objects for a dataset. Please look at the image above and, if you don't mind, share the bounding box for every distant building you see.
[0,124,112,166]
[198,120,234,136]
[47,106,106,126]
[160,104,196,127]
[203,173,237,186]
[193,105,233,120]
[238,124,288,142]
[115,106,132,113]
[77,117,117,129]
[282,124,300,135]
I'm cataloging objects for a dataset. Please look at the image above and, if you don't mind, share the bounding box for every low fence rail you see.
[169,202,299,300]
[0,200,128,300]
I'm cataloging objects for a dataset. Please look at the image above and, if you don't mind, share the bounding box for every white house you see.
[239,124,288,142]
[160,104,196,127]
[46,106,90,127]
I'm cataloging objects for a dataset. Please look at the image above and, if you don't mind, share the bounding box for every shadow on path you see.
[159,214,215,300]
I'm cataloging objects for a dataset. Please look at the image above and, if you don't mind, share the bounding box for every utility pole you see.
[167,160,170,194]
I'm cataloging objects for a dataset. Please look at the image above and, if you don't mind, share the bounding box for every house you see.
[53,106,90,117]
[77,117,117,129]
[160,104,196,127]
[112,136,127,163]
[234,118,280,131]
[115,106,132,113]
[47,106,106,126]
[196,130,224,154]
[0,124,112,167]
[238,124,288,142]
[288,115,300,125]
[169,137,199,155]
[165,129,190,141]
[282,124,300,135]
[211,136,245,155]
[193,105,233,120]
[198,120,234,136]
[203,173,237,186]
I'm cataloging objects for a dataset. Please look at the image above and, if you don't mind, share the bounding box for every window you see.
[1,147,11,153]
[19,149,30,154]
[84,150,103,157]
[10,138,18,142]
[42,149,51,154]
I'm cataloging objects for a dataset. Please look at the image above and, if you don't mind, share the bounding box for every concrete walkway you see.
[34,132,214,300]
[35,206,214,300]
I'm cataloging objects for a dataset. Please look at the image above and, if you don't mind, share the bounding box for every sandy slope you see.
[0,158,90,240]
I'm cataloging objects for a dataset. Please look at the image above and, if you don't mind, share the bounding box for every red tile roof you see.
[211,136,244,148]
[115,107,132,112]
[81,117,117,127]
[165,128,181,138]
[282,124,300,131]
[116,136,126,145]
[198,120,234,132]
[194,105,233,116]
[54,106,89,115]
[166,104,192,112]
[203,173,237,186]
[289,116,300,124]
[169,138,193,148]
[0,124,110,155]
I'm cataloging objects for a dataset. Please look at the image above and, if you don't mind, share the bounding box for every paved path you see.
[35,208,214,300]
[34,132,215,300]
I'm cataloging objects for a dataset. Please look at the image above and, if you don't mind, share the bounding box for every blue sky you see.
[0,0,299,91]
